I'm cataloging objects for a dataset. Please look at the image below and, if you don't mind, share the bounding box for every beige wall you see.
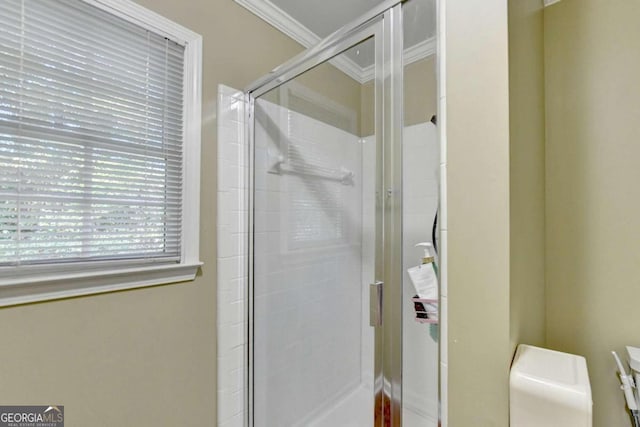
[508,0,546,353]
[263,60,363,135]
[446,0,511,425]
[404,58,438,128]
[360,56,437,136]
[296,62,362,123]
[0,1,360,425]
[360,80,376,136]
[360,79,374,137]
[545,1,640,426]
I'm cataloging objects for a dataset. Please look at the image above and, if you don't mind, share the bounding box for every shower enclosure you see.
[217,0,440,425]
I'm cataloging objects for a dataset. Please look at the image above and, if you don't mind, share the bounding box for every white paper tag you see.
[408,264,437,299]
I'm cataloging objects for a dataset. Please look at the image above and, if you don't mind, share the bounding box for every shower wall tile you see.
[218,365,244,392]
[218,278,245,306]
[217,229,246,259]
[217,256,245,281]
[219,412,243,427]
[218,388,244,425]
[217,85,247,427]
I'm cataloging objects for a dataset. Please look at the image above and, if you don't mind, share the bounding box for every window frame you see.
[0,0,203,306]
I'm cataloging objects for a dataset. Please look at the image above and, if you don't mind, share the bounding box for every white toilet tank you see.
[510,344,592,427]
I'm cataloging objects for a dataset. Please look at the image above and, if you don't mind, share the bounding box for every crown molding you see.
[543,0,562,6]
[405,36,436,65]
[359,35,436,82]
[235,0,435,83]
[332,56,371,84]
[235,0,317,46]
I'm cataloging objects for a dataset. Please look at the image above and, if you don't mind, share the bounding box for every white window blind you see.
[0,0,186,267]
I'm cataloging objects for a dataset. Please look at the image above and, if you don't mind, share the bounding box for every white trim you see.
[543,0,562,7]
[404,36,437,66]
[278,81,358,134]
[0,263,201,307]
[181,30,203,267]
[0,0,203,306]
[235,0,318,47]
[332,56,373,84]
[359,36,437,82]
[82,0,201,45]
[234,0,368,83]
[234,0,435,83]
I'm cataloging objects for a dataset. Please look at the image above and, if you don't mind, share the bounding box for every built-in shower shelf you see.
[412,296,438,324]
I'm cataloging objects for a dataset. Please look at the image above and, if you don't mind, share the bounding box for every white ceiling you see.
[235,0,436,83]
[273,0,389,37]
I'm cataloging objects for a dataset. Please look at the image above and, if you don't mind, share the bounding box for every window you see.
[0,0,202,305]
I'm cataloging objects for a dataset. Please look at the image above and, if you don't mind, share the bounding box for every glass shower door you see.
[250,33,381,427]
[247,4,406,426]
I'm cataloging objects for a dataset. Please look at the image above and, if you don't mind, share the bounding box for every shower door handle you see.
[369,281,383,327]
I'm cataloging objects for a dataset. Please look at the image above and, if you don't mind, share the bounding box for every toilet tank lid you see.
[511,345,591,397]
[627,346,640,373]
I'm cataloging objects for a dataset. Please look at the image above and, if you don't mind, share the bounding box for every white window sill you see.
[0,262,203,307]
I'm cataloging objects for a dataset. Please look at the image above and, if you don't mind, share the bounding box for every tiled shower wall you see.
[217,85,247,427]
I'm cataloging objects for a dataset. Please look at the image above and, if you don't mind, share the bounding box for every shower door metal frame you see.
[244,1,405,425]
